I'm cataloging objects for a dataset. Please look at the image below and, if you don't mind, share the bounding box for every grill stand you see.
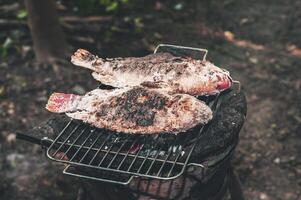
[228,166,245,200]
[70,162,244,200]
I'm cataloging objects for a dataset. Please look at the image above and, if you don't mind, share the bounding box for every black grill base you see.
[74,161,244,200]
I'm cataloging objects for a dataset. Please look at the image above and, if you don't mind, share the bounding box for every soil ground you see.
[0,1,300,200]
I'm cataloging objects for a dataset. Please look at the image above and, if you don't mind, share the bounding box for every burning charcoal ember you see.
[71,49,232,96]
[130,177,187,200]
[129,159,229,200]
[129,142,142,154]
[45,86,212,134]
[53,152,69,161]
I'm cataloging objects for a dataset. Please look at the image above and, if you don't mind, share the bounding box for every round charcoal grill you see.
[17,45,247,200]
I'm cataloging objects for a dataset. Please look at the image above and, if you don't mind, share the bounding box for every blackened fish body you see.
[46,87,212,134]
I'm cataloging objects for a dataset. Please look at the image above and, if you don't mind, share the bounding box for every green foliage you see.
[73,0,131,15]
[106,2,118,12]
[16,9,28,19]
[0,37,13,58]
[99,0,131,12]
[133,17,143,32]
[0,30,25,59]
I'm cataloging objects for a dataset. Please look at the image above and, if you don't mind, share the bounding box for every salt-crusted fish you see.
[71,49,232,96]
[46,87,212,134]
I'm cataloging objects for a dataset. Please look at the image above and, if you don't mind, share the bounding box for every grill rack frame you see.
[44,44,222,184]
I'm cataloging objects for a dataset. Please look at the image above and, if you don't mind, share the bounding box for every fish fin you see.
[71,49,104,71]
[46,93,77,113]
[91,72,102,82]
[140,81,169,88]
[91,72,117,87]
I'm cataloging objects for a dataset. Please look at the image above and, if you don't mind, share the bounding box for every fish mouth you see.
[216,73,232,91]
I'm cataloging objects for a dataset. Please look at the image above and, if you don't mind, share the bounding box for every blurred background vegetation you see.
[1,0,196,62]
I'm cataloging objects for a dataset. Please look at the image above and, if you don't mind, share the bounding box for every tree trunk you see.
[24,0,69,64]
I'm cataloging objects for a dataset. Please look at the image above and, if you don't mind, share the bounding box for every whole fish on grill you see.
[46,87,212,134]
[71,49,232,96]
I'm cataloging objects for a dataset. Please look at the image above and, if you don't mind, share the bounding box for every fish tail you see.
[46,93,77,113]
[71,49,104,71]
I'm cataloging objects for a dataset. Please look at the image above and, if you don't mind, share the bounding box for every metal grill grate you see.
[45,44,222,184]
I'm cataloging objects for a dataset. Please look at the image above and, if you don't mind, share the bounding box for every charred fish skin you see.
[71,49,232,96]
[46,87,212,134]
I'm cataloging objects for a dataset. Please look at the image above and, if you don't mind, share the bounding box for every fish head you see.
[201,62,232,94]
[215,68,232,91]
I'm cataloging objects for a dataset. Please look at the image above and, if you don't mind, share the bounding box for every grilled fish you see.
[46,87,212,134]
[71,49,232,96]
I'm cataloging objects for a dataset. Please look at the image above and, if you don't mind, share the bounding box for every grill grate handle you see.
[16,132,53,148]
[63,165,135,185]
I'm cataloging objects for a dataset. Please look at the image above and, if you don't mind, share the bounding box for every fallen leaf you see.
[224,31,235,41]
[6,133,16,144]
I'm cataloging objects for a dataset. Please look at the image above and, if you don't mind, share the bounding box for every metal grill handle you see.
[154,44,208,61]
[63,165,135,185]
